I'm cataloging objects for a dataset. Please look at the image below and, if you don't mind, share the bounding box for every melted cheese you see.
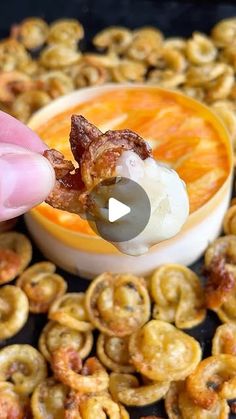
[113,151,189,255]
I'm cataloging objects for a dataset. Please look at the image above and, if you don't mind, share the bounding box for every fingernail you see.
[2,153,55,209]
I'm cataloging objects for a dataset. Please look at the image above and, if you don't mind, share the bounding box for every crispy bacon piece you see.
[205,256,235,309]
[44,115,152,215]
[0,219,17,233]
[140,417,165,419]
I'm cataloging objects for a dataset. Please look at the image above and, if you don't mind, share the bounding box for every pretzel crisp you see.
[150,264,206,329]
[109,372,169,406]
[129,320,201,381]
[39,320,93,362]
[204,236,236,309]
[0,344,47,395]
[85,272,151,337]
[165,381,229,419]
[16,261,67,313]
[31,377,70,419]
[0,232,32,284]
[51,347,109,393]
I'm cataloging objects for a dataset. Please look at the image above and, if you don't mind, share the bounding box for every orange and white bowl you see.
[25,84,233,278]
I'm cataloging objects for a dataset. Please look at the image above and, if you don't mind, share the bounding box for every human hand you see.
[0,111,55,222]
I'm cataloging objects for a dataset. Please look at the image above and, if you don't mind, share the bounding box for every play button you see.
[108,198,130,222]
[86,176,151,243]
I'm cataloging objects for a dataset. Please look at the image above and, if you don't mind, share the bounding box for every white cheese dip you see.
[114,150,189,256]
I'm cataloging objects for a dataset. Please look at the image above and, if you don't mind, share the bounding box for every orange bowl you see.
[25,84,233,278]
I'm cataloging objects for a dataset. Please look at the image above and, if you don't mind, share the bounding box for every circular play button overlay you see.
[86,177,151,242]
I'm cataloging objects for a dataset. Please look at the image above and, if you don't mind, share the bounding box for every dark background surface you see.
[1,0,236,417]
[1,0,236,44]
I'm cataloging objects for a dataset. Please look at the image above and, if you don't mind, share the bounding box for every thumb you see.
[0,143,55,221]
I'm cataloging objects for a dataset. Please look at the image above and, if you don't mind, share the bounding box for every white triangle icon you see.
[108,197,131,223]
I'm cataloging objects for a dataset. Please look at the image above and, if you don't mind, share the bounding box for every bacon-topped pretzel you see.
[43,115,152,215]
[204,236,236,309]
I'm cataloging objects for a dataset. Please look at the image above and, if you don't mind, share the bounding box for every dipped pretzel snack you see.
[43,114,152,216]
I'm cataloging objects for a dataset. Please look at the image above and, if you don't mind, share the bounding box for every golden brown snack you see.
[0,219,18,233]
[211,101,236,149]
[63,390,82,419]
[165,381,229,419]
[111,59,146,82]
[147,69,186,89]
[0,285,29,340]
[204,235,236,309]
[212,323,236,355]
[93,26,133,54]
[0,382,31,419]
[222,45,236,71]
[186,354,236,409]
[0,231,32,284]
[231,402,236,415]
[0,344,47,395]
[150,264,206,329]
[82,52,120,68]
[48,19,84,48]
[64,390,129,419]
[126,27,163,61]
[12,89,51,122]
[129,320,201,381]
[109,373,169,407]
[186,62,227,87]
[67,58,109,88]
[85,272,150,336]
[179,390,229,419]
[140,417,164,419]
[40,45,81,69]
[16,261,67,313]
[186,32,217,65]
[164,37,187,51]
[11,17,49,50]
[51,347,109,393]
[97,333,135,373]
[148,46,187,72]
[44,115,151,216]
[0,70,33,102]
[17,58,39,76]
[39,321,93,362]
[36,70,74,99]
[211,18,236,47]
[0,38,30,72]
[214,286,236,324]
[31,377,70,419]
[79,393,129,419]
[165,381,184,419]
[49,292,93,332]
[1,14,236,157]
[119,404,130,419]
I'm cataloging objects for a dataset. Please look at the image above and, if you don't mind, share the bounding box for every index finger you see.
[0,111,47,153]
